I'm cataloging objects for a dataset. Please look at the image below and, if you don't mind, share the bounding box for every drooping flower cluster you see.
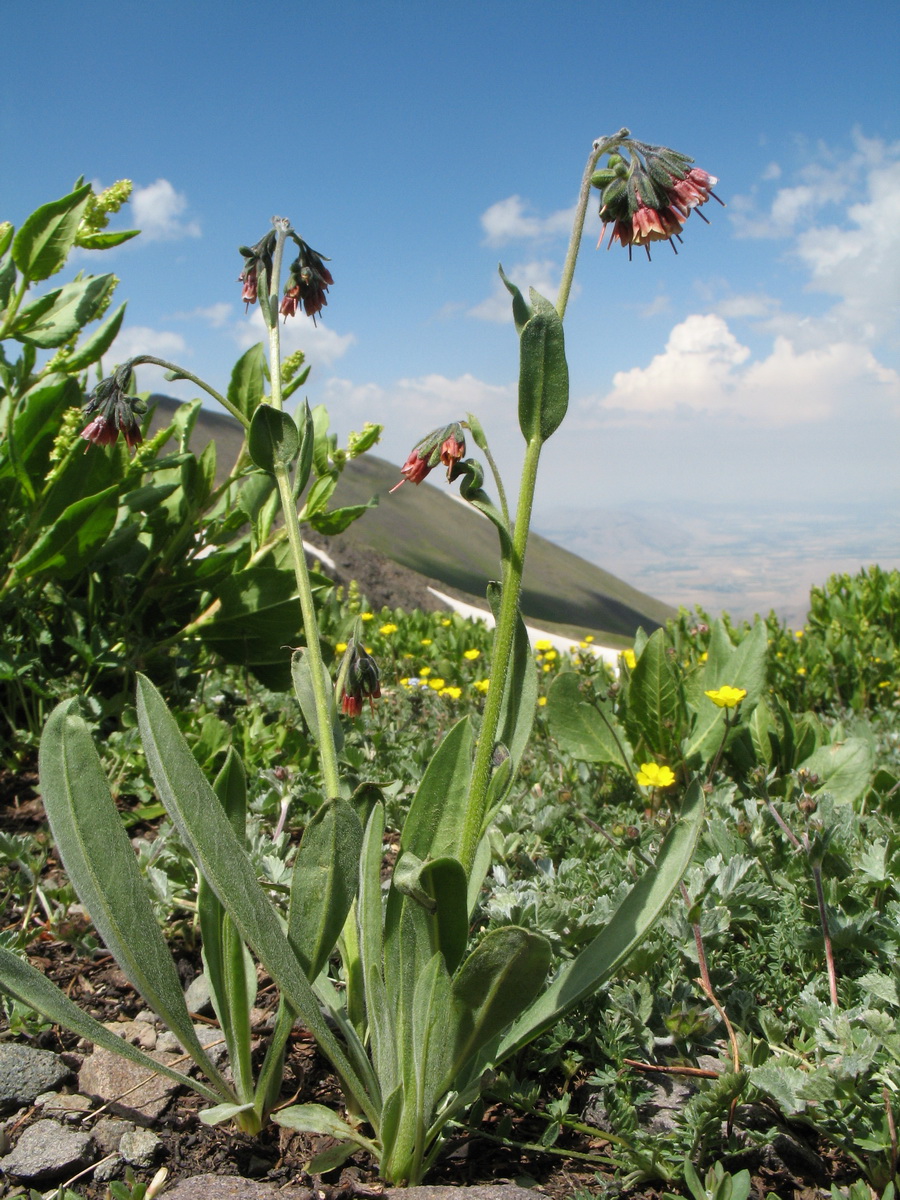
[592,140,722,260]
[237,228,332,322]
[237,232,276,309]
[338,641,382,717]
[280,238,333,323]
[391,422,466,492]
[80,363,146,450]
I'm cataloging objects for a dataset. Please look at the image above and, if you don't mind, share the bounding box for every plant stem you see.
[556,128,629,320]
[128,356,248,428]
[460,433,542,872]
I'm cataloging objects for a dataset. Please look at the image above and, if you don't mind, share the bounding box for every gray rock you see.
[162,1180,546,1200]
[0,1045,72,1114]
[35,1091,93,1121]
[78,1046,183,1120]
[91,1116,136,1155]
[0,1118,95,1183]
[156,1023,228,1068]
[184,973,213,1015]
[92,1152,125,1183]
[120,1128,162,1167]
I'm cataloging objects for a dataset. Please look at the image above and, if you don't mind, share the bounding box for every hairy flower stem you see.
[556,128,629,320]
[126,356,247,427]
[460,434,542,873]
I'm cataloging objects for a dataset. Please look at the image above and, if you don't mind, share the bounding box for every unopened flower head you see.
[591,139,722,260]
[704,685,747,709]
[80,363,146,451]
[338,641,382,718]
[390,422,466,492]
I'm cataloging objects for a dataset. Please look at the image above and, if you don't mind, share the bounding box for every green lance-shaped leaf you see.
[800,736,875,805]
[309,499,377,536]
[487,581,537,786]
[495,779,705,1061]
[626,626,682,759]
[546,671,631,769]
[293,401,315,498]
[287,797,362,981]
[134,674,377,1123]
[498,264,533,335]
[449,926,552,1081]
[76,229,141,250]
[0,221,13,257]
[400,715,474,864]
[0,249,16,309]
[0,947,225,1105]
[517,290,569,445]
[198,749,255,1102]
[12,485,119,581]
[65,301,127,371]
[38,699,232,1094]
[291,648,344,756]
[12,183,92,282]
[14,273,116,348]
[227,342,268,421]
[247,403,300,474]
[392,852,469,976]
[272,1103,379,1156]
[357,804,398,1095]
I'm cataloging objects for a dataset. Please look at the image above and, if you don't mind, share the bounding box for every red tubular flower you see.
[282,237,333,323]
[240,266,258,307]
[80,365,145,452]
[391,422,467,492]
[279,286,300,319]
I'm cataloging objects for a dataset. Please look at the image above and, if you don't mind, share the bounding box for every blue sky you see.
[3,1,899,533]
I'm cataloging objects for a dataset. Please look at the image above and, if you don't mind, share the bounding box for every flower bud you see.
[390,422,466,492]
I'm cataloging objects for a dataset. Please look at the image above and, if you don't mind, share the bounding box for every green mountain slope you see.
[149,396,675,642]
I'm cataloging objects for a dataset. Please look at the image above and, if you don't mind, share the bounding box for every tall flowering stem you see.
[556,127,630,320]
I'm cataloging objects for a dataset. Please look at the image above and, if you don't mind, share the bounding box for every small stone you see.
[102,1019,158,1051]
[35,1091,93,1121]
[0,1118,95,1183]
[0,1045,73,1114]
[120,1128,161,1167]
[92,1152,124,1183]
[184,973,212,1015]
[91,1116,135,1156]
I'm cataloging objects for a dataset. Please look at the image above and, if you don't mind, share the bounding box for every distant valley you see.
[535,500,900,628]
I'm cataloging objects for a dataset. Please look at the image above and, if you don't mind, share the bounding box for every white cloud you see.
[480,196,575,246]
[324,371,514,428]
[598,313,899,423]
[469,259,562,322]
[172,303,233,327]
[131,180,201,240]
[236,307,355,366]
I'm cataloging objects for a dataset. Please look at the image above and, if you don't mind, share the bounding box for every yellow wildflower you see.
[463,648,480,660]
[441,618,451,627]
[473,679,489,693]
[797,667,807,676]
[699,651,708,663]
[795,629,804,639]
[537,696,547,707]
[440,686,462,700]
[583,634,595,643]
[428,678,446,690]
[380,623,398,635]
[622,649,637,670]
[704,685,747,708]
[335,642,348,654]
[419,666,432,677]
[360,612,374,621]
[420,638,433,646]
[534,639,554,652]
[636,762,676,789]
[878,681,891,689]
[543,649,557,661]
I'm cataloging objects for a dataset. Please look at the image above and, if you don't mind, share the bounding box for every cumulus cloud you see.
[597,313,899,424]
[480,196,575,246]
[131,180,201,240]
[326,372,513,423]
[172,303,233,327]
